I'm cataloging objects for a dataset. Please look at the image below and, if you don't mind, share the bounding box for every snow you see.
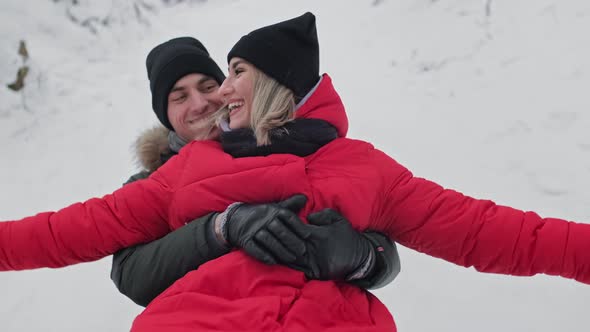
[1,0,590,331]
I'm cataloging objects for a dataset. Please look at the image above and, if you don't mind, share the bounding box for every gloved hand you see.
[244,206,400,286]
[277,208,375,281]
[216,195,309,265]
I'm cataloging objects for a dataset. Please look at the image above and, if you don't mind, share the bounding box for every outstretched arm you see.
[0,178,173,271]
[373,149,590,284]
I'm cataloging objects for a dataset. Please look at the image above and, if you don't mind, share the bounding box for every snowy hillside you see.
[1,0,590,331]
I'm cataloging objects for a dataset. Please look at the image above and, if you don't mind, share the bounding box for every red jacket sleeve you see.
[372,149,590,284]
[0,171,173,271]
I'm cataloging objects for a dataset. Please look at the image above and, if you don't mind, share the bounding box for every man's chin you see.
[207,127,221,141]
[187,125,220,142]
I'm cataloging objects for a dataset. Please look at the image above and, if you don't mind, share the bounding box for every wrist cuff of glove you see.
[346,248,376,281]
[216,202,243,245]
[205,213,231,252]
[205,213,231,256]
[351,231,401,290]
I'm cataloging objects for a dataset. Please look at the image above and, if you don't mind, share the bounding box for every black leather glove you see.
[277,208,375,281]
[218,195,308,265]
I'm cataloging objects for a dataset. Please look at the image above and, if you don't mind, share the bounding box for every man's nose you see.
[207,89,224,108]
[187,92,208,114]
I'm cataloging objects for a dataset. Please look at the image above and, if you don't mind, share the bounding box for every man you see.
[110,37,400,307]
[124,37,225,184]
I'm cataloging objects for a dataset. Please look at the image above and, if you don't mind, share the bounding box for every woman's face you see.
[219,57,256,130]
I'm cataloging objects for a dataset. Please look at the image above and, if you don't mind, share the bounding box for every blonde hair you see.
[217,69,295,146]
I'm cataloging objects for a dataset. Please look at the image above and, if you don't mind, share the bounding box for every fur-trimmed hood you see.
[133,125,172,172]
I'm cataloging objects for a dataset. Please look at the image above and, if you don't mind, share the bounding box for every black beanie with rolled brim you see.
[146,37,225,130]
[227,12,320,99]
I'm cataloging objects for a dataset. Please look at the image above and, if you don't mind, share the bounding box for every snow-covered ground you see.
[1,0,590,331]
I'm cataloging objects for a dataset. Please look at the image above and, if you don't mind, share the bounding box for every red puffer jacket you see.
[1,75,590,332]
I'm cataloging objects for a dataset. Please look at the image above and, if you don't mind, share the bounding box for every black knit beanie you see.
[146,37,226,130]
[227,12,320,99]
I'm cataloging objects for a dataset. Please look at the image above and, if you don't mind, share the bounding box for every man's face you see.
[167,73,223,141]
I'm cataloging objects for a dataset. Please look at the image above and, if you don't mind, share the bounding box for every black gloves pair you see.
[214,195,375,281]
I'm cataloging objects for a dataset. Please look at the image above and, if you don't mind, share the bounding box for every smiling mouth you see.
[228,101,245,116]
[187,116,205,125]
[186,109,218,125]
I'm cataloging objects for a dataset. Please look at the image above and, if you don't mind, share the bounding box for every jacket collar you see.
[294,74,348,138]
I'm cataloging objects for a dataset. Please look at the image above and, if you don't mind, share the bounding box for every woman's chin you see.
[228,119,246,130]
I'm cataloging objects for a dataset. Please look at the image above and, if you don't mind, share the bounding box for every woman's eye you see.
[234,68,244,75]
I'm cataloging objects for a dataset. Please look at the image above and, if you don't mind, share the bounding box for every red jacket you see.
[2,75,590,332]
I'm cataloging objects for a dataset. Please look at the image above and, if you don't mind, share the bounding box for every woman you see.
[2,12,590,331]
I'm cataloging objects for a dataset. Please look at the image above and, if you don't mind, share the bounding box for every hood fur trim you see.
[133,125,171,172]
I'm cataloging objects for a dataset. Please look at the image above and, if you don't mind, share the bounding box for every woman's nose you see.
[218,78,233,98]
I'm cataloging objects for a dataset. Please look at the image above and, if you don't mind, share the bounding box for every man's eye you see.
[172,95,186,102]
